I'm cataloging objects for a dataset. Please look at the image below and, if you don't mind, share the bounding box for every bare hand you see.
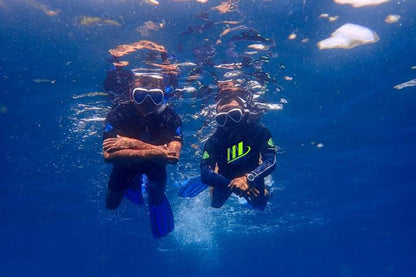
[103,137,136,153]
[103,136,155,153]
[165,151,179,164]
[228,176,260,199]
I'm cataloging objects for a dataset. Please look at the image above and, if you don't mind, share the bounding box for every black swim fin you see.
[149,193,174,239]
[178,176,208,198]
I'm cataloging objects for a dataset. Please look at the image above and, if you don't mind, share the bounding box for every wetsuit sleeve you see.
[200,140,231,188]
[248,127,277,183]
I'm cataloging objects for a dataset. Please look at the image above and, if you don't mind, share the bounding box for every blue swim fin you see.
[149,194,174,238]
[178,176,208,198]
[124,174,146,204]
[125,187,144,204]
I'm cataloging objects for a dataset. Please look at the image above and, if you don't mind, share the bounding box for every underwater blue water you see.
[1,0,416,276]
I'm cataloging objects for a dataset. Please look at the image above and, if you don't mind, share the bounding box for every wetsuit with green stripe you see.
[200,120,276,210]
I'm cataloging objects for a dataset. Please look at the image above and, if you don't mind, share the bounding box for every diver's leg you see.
[210,184,232,208]
[106,166,136,210]
[106,190,125,210]
[145,165,167,205]
[123,173,145,204]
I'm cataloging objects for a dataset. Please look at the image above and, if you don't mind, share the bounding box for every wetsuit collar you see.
[138,103,167,117]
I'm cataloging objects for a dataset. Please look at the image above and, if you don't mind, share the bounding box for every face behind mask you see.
[215,108,245,127]
[131,86,166,116]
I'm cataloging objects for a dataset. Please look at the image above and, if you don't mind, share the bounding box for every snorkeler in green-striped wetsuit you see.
[200,85,277,211]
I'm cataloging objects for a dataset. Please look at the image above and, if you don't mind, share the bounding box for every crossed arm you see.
[103,136,182,165]
[201,163,261,199]
[201,142,276,199]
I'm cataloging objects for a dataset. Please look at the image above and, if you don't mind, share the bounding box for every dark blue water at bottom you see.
[1,1,416,276]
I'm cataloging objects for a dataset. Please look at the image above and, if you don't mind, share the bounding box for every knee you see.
[106,197,121,210]
[211,201,225,209]
[249,197,267,211]
[210,187,230,209]
[211,196,227,208]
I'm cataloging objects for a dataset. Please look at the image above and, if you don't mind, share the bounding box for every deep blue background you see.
[1,0,415,276]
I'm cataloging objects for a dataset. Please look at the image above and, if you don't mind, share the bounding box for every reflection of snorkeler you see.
[200,86,277,210]
[104,65,133,104]
[104,48,178,104]
[102,72,183,238]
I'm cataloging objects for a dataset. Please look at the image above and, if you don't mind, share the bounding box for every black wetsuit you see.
[103,102,182,205]
[200,120,276,210]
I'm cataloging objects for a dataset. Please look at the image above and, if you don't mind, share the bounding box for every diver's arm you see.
[244,127,277,183]
[200,148,230,188]
[103,132,181,164]
[228,150,275,199]
[228,175,260,199]
[200,140,231,188]
[246,150,277,183]
[103,148,176,165]
[103,136,166,152]
[200,163,231,189]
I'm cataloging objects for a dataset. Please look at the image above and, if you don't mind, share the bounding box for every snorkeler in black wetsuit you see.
[102,72,182,238]
[200,89,276,211]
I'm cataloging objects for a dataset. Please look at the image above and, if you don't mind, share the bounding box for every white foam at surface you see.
[385,14,400,24]
[394,79,416,90]
[334,0,390,8]
[247,43,269,50]
[317,23,379,50]
[82,117,106,122]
